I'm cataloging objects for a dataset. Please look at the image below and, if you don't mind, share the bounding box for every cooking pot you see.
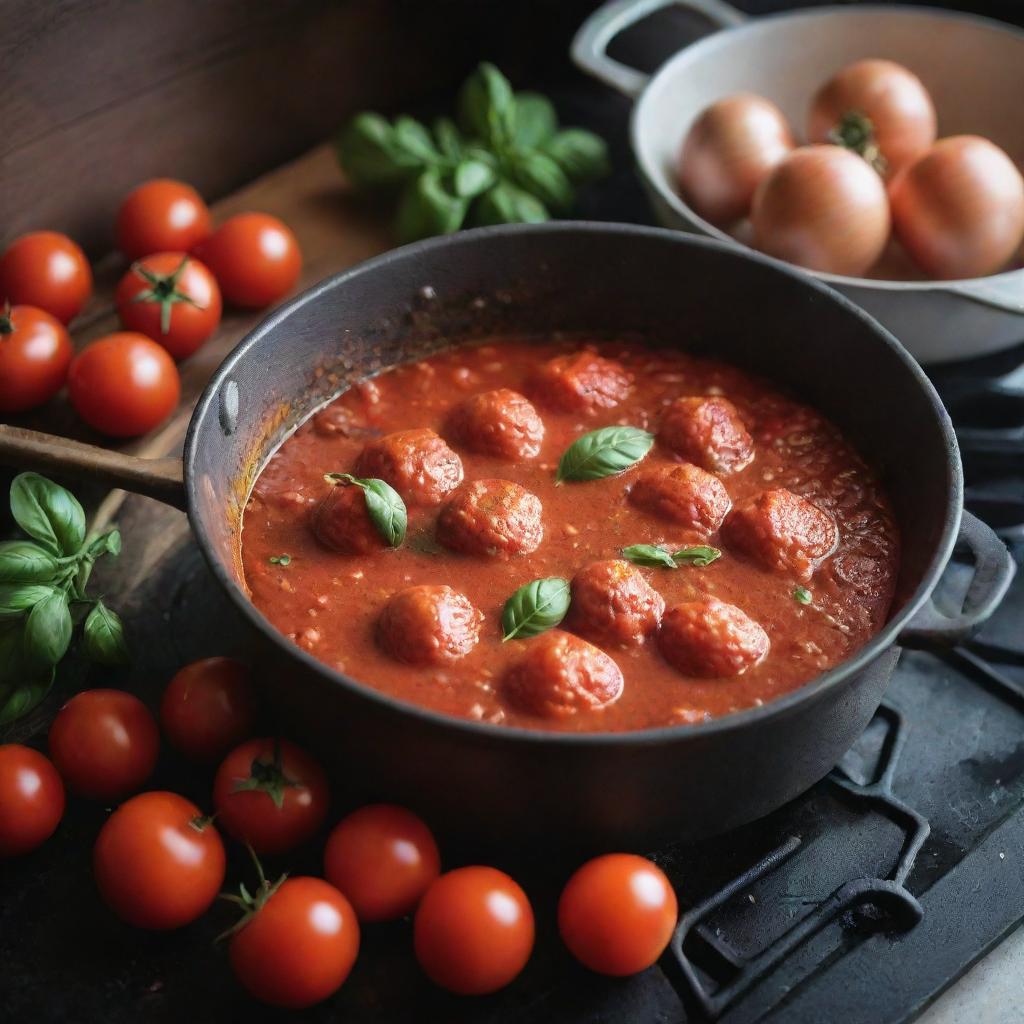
[0,224,1013,849]
[572,0,1024,364]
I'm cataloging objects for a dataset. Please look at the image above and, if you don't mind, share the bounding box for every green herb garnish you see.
[325,473,407,548]
[556,426,654,483]
[622,544,722,569]
[268,554,292,566]
[794,586,813,605]
[501,577,571,641]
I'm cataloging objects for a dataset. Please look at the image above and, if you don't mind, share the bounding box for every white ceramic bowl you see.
[573,0,1024,364]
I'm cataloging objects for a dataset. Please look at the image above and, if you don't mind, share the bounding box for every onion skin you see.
[808,59,936,176]
[889,135,1024,280]
[751,145,891,277]
[678,94,794,225]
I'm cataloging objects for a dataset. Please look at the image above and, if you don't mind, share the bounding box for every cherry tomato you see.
[0,744,65,857]
[414,866,534,995]
[324,804,440,922]
[0,231,92,324]
[0,304,73,413]
[213,738,328,854]
[115,253,222,359]
[68,331,180,437]
[48,689,159,801]
[196,213,301,308]
[558,853,677,976]
[160,657,257,763]
[94,791,225,929]
[116,179,212,261]
[229,875,359,1009]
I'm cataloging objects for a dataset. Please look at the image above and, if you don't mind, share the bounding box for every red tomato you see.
[414,866,534,995]
[558,853,678,976]
[115,253,222,359]
[0,305,73,413]
[0,231,92,323]
[229,876,359,1009]
[160,657,257,763]
[68,331,180,437]
[0,744,65,857]
[94,791,225,929]
[213,738,329,854]
[196,213,301,308]
[48,689,159,801]
[324,804,440,922]
[116,179,212,261]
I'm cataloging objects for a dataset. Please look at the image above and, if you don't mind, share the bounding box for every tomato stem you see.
[231,739,300,809]
[214,844,287,943]
[129,256,205,335]
[828,111,887,175]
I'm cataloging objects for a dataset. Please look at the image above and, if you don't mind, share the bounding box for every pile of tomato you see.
[0,181,303,436]
[0,658,680,1010]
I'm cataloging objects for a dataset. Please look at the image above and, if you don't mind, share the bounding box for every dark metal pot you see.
[1,224,1014,850]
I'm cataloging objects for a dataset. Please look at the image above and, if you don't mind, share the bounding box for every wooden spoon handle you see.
[0,425,186,510]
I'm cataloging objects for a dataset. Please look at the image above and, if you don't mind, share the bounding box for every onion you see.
[751,146,891,277]
[677,94,794,225]
[808,59,936,176]
[889,136,1024,280]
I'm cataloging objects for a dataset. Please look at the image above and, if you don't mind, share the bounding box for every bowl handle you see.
[898,510,1015,648]
[941,275,1024,315]
[571,0,747,98]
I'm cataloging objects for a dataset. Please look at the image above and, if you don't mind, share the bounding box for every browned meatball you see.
[659,599,769,677]
[310,483,385,555]
[437,479,543,558]
[569,560,665,647]
[506,630,624,719]
[377,585,483,666]
[356,428,463,506]
[659,396,755,474]
[527,351,631,414]
[448,388,545,460]
[724,488,838,580]
[628,463,732,534]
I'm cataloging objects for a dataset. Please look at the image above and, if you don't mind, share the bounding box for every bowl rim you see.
[185,221,962,748]
[629,2,1024,293]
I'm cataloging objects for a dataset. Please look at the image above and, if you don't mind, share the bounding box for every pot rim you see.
[628,2,1024,294]
[185,221,962,748]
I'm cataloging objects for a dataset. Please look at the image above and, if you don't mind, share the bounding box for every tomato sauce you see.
[241,338,899,733]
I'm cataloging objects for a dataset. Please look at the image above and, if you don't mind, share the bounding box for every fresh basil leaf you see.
[472,180,549,226]
[453,159,497,199]
[22,590,72,668]
[513,91,557,149]
[10,472,86,556]
[0,541,58,583]
[335,113,423,187]
[621,544,678,570]
[673,546,722,568]
[794,586,813,605]
[328,474,407,547]
[501,577,571,641]
[393,116,442,164]
[542,128,610,184]
[82,601,130,666]
[510,150,575,213]
[556,426,654,483]
[458,62,515,147]
[269,554,291,566]
[0,669,55,727]
[433,117,463,162]
[396,169,469,243]
[0,584,56,618]
[86,528,121,559]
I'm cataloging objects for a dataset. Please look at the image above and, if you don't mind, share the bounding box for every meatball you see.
[628,463,731,534]
[356,428,463,506]
[659,599,769,678]
[437,479,543,558]
[569,560,665,646]
[527,351,631,414]
[448,388,545,460]
[377,585,483,666]
[724,488,838,580]
[659,396,755,475]
[506,630,624,719]
[311,483,385,555]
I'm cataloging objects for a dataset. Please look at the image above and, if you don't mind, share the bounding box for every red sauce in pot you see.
[241,338,899,732]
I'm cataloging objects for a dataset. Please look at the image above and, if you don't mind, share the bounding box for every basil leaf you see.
[86,528,121,559]
[458,62,515,147]
[23,590,72,668]
[82,601,130,666]
[556,426,654,483]
[0,669,55,727]
[0,541,58,583]
[10,472,86,556]
[396,168,469,243]
[513,91,558,149]
[0,584,56,618]
[794,586,813,605]
[510,150,575,214]
[472,180,549,226]
[393,116,442,164]
[328,474,407,547]
[453,159,497,199]
[621,544,678,570]
[543,128,610,184]
[335,113,423,187]
[674,546,722,568]
[501,577,571,641]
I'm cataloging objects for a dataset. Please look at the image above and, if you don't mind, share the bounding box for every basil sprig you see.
[326,473,407,547]
[501,577,571,641]
[793,586,813,605]
[0,473,129,726]
[622,544,722,569]
[556,426,654,483]
[335,63,609,242]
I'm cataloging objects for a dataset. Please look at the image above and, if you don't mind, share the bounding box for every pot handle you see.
[941,274,1024,315]
[571,0,747,98]
[898,510,1015,648]
[0,424,187,511]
